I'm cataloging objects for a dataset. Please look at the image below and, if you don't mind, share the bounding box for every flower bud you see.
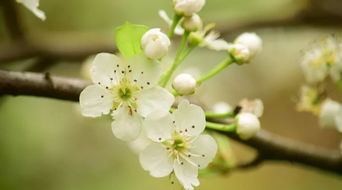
[236,113,260,139]
[235,32,262,57]
[229,44,251,63]
[141,28,171,59]
[182,14,202,31]
[172,73,197,95]
[173,0,206,16]
[212,102,233,114]
[319,99,341,128]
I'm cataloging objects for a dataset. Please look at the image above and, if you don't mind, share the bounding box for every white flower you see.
[182,14,202,31]
[173,0,206,16]
[141,28,171,59]
[301,37,342,84]
[139,101,217,190]
[235,32,262,57]
[239,98,264,117]
[212,102,233,114]
[296,85,322,115]
[172,73,197,95]
[79,53,175,141]
[235,113,260,139]
[319,99,341,130]
[229,43,251,63]
[16,0,46,20]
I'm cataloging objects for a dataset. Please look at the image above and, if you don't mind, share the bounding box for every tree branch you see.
[0,69,341,174]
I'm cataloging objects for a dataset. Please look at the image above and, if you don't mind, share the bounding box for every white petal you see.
[173,160,200,190]
[319,99,341,129]
[16,0,46,20]
[143,114,174,142]
[129,132,152,154]
[139,143,173,177]
[112,106,142,141]
[174,100,206,136]
[79,85,113,117]
[137,86,175,119]
[91,53,122,88]
[188,134,217,168]
[206,39,230,51]
[125,55,161,87]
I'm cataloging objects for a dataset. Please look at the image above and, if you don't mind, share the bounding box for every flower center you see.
[118,87,132,100]
[111,78,140,110]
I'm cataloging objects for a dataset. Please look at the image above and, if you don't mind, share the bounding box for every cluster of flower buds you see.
[229,33,263,64]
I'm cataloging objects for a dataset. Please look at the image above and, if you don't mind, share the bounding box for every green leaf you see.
[115,22,149,57]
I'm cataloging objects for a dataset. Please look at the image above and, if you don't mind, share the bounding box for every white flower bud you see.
[319,99,341,128]
[173,0,206,16]
[141,28,171,59]
[236,113,260,140]
[172,73,197,95]
[212,102,233,114]
[235,32,262,57]
[229,44,251,63]
[182,14,202,31]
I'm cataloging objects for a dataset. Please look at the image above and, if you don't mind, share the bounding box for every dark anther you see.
[134,79,137,82]
[181,162,184,165]
[110,78,113,80]
[98,82,101,85]
[121,71,125,74]
[192,125,195,128]
[147,82,150,85]
[158,137,162,141]
[105,86,109,89]
[101,95,104,98]
[202,154,205,157]
[116,64,119,67]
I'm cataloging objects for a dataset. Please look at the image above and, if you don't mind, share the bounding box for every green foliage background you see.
[0,0,342,189]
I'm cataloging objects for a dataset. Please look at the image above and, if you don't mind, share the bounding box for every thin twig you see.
[0,69,341,174]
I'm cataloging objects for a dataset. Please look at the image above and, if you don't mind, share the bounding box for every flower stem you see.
[206,121,236,132]
[168,14,182,39]
[205,112,235,119]
[159,31,191,87]
[196,56,234,84]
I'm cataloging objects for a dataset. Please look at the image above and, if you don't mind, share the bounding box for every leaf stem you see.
[206,121,236,132]
[336,80,342,93]
[197,55,234,84]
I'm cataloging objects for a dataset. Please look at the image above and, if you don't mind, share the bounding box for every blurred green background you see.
[0,0,342,189]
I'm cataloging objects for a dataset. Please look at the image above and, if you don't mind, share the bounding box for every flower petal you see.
[129,132,152,154]
[112,106,142,141]
[188,134,217,168]
[125,55,161,87]
[79,85,113,117]
[174,100,206,136]
[173,160,200,190]
[16,0,46,20]
[139,143,173,177]
[91,53,122,88]
[143,114,174,142]
[137,86,175,119]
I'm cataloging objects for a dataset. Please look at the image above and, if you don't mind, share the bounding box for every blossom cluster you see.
[77,0,264,189]
[297,36,342,133]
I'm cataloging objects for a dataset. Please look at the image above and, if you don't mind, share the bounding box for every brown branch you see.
[0,69,341,174]
[0,0,25,40]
